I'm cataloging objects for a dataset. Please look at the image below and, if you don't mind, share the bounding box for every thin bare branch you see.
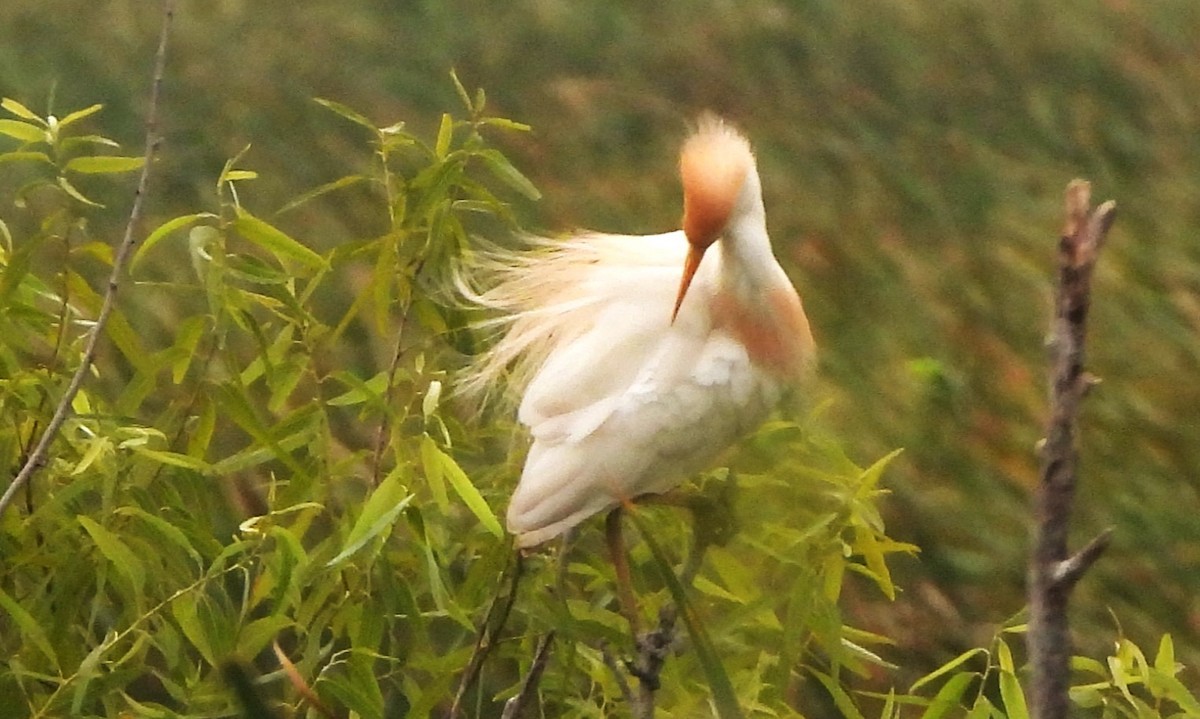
[1028,179,1117,719]
[601,642,638,709]
[1051,527,1113,588]
[449,552,524,719]
[500,632,556,719]
[0,0,176,519]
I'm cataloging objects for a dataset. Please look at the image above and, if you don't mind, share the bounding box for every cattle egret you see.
[461,117,815,549]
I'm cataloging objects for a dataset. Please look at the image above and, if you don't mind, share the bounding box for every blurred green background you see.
[3,0,1198,685]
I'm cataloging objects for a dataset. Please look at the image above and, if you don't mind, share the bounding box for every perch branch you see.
[0,0,176,519]
[499,631,556,719]
[449,552,524,719]
[628,606,677,718]
[1028,179,1116,719]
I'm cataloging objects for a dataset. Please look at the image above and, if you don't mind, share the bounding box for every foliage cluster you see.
[0,85,921,718]
[4,1,1198,680]
[3,73,1199,717]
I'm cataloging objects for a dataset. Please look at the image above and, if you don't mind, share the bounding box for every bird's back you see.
[472,232,788,546]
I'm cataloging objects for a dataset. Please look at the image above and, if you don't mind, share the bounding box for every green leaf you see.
[0,587,60,671]
[56,103,104,129]
[326,371,389,407]
[314,97,376,131]
[481,117,532,132]
[115,506,203,568]
[188,395,217,459]
[630,510,745,719]
[450,69,473,112]
[276,174,366,216]
[0,119,44,143]
[1154,634,1176,675]
[222,169,258,182]
[419,433,451,510]
[327,473,414,566]
[1,97,41,121]
[57,175,103,206]
[72,436,111,475]
[79,516,146,595]
[476,148,541,200]
[104,305,153,375]
[858,447,903,495]
[853,524,895,600]
[435,442,503,538]
[237,615,293,658]
[435,113,454,159]
[918,671,975,719]
[234,208,327,269]
[65,155,145,174]
[131,447,209,471]
[995,640,1029,719]
[171,593,216,666]
[0,150,52,166]
[911,647,988,692]
[320,651,385,719]
[812,670,866,719]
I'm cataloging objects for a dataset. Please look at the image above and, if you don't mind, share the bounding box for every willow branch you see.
[0,0,175,519]
[1027,179,1116,719]
[500,632,556,719]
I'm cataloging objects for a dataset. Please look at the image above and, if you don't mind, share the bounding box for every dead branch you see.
[1028,179,1116,719]
[500,632,556,719]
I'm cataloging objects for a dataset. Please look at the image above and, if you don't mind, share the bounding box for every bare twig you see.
[628,606,678,718]
[449,552,524,719]
[370,310,409,486]
[601,642,638,709]
[0,0,176,519]
[1028,179,1117,719]
[500,632,556,719]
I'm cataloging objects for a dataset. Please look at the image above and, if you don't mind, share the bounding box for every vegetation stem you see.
[0,0,175,518]
[1028,179,1116,719]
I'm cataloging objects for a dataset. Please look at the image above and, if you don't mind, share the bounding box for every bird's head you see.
[673,118,755,321]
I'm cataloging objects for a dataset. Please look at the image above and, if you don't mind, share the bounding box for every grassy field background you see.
[3,0,1199,689]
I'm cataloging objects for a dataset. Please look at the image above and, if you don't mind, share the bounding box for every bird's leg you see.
[605,506,643,636]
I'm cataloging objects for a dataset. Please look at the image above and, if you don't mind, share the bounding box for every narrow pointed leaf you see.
[57,175,103,206]
[630,511,744,719]
[234,209,326,269]
[56,103,104,128]
[1,98,41,121]
[910,648,987,692]
[0,588,60,671]
[435,113,454,159]
[918,671,975,719]
[0,151,52,166]
[65,155,145,174]
[314,97,376,131]
[435,444,502,537]
[477,148,541,200]
[276,174,366,216]
[0,119,44,143]
[79,516,146,594]
[327,473,414,566]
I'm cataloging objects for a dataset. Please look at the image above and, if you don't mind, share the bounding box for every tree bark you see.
[1028,180,1116,719]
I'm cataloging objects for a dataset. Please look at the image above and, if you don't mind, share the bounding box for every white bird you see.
[461,117,815,548]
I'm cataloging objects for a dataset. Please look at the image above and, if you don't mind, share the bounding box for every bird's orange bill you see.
[672,244,707,322]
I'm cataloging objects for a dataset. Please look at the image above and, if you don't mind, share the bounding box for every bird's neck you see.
[717,171,782,297]
[712,171,815,378]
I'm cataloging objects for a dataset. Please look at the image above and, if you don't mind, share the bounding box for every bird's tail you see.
[455,233,681,410]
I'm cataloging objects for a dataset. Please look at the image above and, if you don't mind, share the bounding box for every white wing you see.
[507,248,782,546]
